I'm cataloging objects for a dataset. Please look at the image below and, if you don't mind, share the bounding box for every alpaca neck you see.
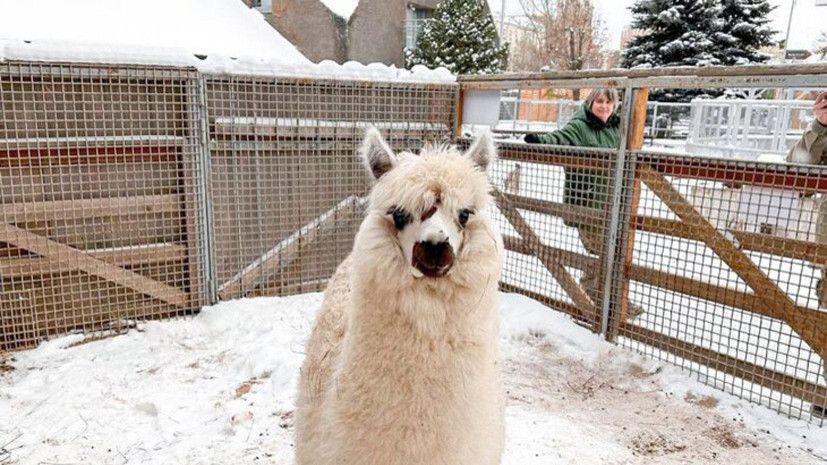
[349,274,497,347]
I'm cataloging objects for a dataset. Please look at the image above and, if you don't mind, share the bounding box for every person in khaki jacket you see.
[787,92,827,308]
[787,92,827,417]
[788,91,827,165]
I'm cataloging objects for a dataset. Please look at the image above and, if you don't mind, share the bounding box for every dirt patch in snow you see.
[501,332,822,464]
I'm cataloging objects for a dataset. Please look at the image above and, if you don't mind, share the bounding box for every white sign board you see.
[462,90,501,127]
[817,0,827,7]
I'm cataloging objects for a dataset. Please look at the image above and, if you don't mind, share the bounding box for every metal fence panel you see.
[0,62,207,350]
[203,75,456,300]
[3,59,826,426]
[489,139,827,425]
[490,142,621,332]
[616,153,827,423]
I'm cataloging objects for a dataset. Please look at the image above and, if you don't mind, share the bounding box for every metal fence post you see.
[195,73,218,305]
[599,85,637,339]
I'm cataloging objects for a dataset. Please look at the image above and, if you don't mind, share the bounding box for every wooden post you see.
[629,89,649,151]
[455,87,465,140]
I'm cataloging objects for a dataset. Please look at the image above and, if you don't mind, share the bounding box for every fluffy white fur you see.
[295,129,504,465]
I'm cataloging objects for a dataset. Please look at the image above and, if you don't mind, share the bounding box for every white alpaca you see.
[295,128,504,465]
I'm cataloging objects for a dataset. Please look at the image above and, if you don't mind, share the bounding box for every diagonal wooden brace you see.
[0,222,187,308]
[493,188,597,322]
[638,164,827,363]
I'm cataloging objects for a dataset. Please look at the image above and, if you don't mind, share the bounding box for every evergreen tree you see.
[622,0,723,70]
[716,0,775,66]
[405,0,508,75]
[622,0,724,101]
[621,0,775,101]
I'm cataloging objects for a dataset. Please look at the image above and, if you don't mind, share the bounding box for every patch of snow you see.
[0,0,309,67]
[319,0,359,22]
[0,0,455,83]
[1,292,825,464]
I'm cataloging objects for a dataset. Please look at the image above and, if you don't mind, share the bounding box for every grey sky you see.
[488,0,826,51]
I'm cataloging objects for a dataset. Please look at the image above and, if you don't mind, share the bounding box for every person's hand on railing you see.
[524,133,541,144]
[815,92,827,127]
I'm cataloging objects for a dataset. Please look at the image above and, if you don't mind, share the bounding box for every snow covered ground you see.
[1,292,825,464]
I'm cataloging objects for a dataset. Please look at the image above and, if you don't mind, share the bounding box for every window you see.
[405,5,433,50]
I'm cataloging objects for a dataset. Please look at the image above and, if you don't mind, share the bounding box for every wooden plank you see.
[0,135,184,151]
[494,189,597,322]
[455,88,465,139]
[502,234,599,271]
[0,194,180,223]
[633,216,827,266]
[638,164,827,356]
[733,230,827,266]
[0,222,187,308]
[638,155,827,194]
[219,195,365,299]
[457,63,827,82]
[504,194,602,226]
[498,145,613,171]
[0,244,186,278]
[1,161,179,204]
[618,323,827,407]
[628,89,649,151]
[0,147,179,168]
[628,265,827,326]
[504,233,826,327]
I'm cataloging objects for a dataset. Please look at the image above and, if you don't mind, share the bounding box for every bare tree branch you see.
[511,0,607,73]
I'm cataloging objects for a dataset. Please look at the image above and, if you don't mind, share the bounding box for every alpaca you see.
[295,128,504,465]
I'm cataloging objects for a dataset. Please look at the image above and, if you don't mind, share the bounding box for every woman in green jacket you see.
[525,87,620,218]
[525,88,642,319]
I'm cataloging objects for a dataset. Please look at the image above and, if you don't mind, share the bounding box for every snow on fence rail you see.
[459,63,827,423]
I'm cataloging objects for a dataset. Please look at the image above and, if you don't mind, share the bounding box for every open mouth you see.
[412,241,454,278]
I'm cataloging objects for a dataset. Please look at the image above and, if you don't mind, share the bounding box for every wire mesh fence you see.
[620,154,827,423]
[490,141,827,424]
[490,143,621,333]
[0,62,207,351]
[2,59,827,425]
[204,75,456,300]
[0,61,457,351]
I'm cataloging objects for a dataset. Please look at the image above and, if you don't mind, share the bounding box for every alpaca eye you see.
[387,206,411,230]
[458,208,474,226]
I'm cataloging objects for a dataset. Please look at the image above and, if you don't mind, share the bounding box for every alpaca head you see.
[358,128,499,282]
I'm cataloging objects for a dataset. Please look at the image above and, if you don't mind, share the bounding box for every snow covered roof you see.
[320,0,360,22]
[0,0,454,83]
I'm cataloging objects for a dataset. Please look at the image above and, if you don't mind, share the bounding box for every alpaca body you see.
[295,130,504,465]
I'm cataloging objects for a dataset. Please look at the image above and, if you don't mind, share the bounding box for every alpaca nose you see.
[412,239,454,278]
[424,229,447,244]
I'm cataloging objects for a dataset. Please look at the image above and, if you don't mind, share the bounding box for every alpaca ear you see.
[465,130,496,172]
[361,127,397,180]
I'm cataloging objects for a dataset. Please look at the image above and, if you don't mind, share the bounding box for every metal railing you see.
[687,98,815,159]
